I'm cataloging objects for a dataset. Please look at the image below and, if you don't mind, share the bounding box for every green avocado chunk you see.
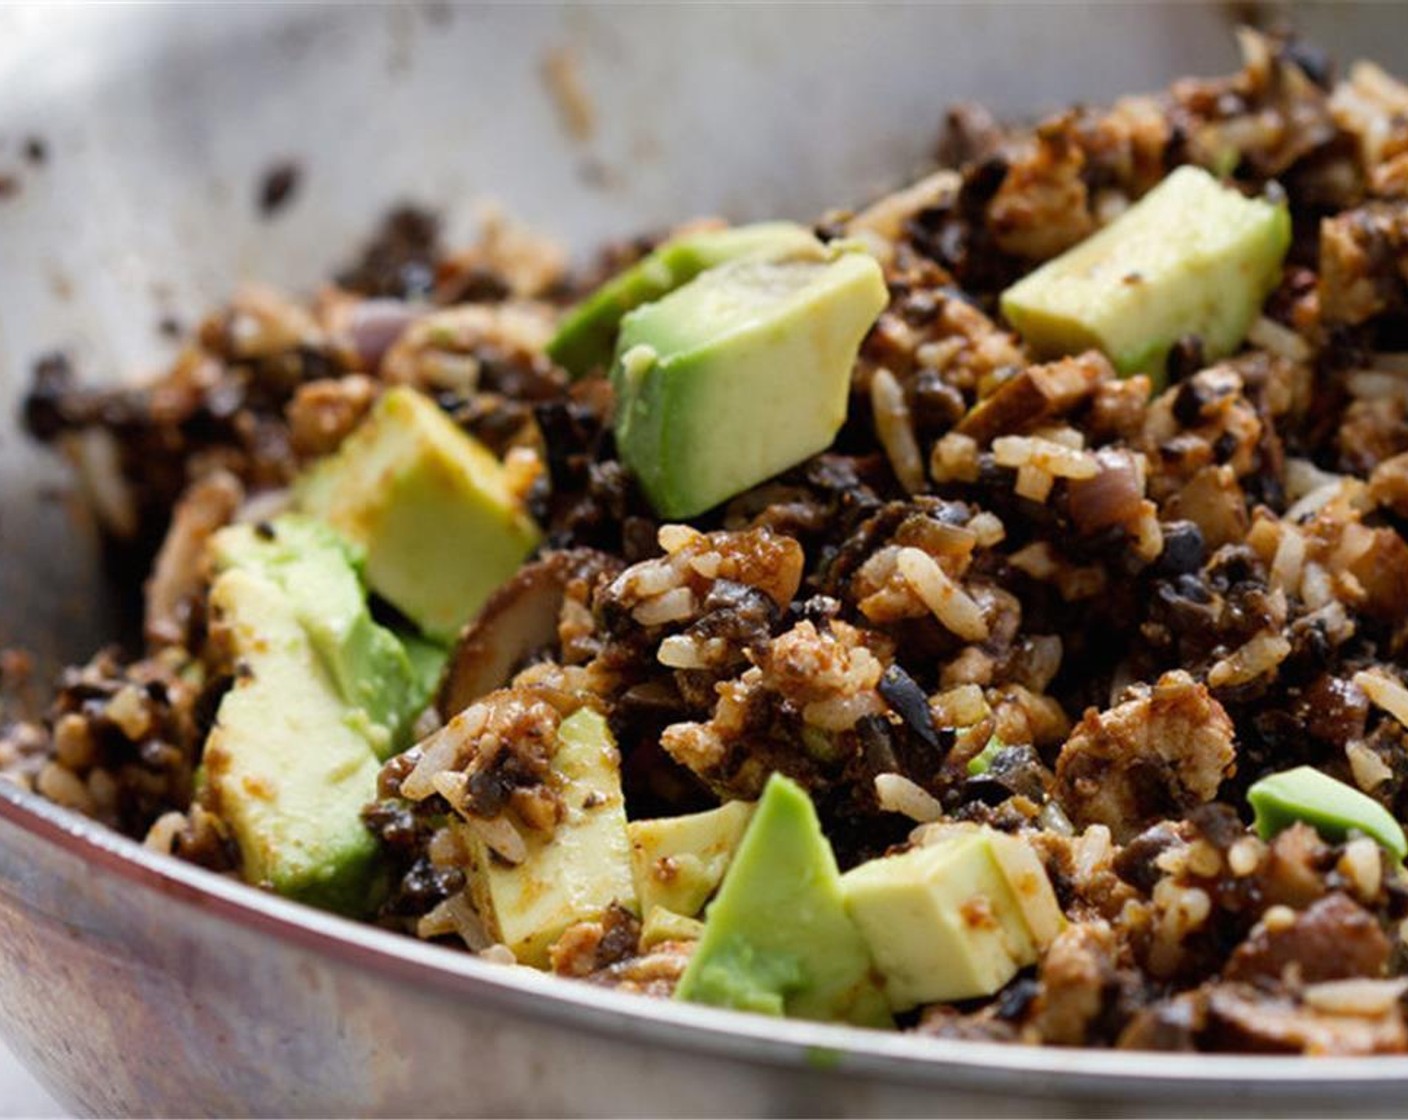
[628,800,755,920]
[966,734,1005,776]
[612,247,888,519]
[841,827,1062,1010]
[1000,165,1291,384]
[296,387,541,643]
[675,774,891,1027]
[399,630,450,703]
[210,515,432,757]
[1247,765,1407,860]
[464,707,636,967]
[203,567,386,915]
[547,221,822,378]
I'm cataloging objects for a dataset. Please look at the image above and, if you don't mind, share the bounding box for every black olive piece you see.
[878,664,942,751]
[1212,431,1240,463]
[962,744,1047,806]
[1172,573,1213,604]
[996,977,1041,1022]
[791,595,843,627]
[22,352,78,442]
[1283,37,1333,89]
[1172,377,1210,427]
[856,713,901,775]
[1164,335,1205,384]
[1156,520,1206,576]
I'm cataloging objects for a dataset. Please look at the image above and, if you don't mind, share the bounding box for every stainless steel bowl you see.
[4,5,1408,1115]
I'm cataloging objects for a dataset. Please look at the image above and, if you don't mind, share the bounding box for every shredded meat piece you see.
[143,470,244,648]
[986,120,1095,261]
[1319,203,1408,327]
[585,940,695,998]
[660,619,891,800]
[1204,983,1408,1055]
[380,302,558,391]
[285,375,376,458]
[1224,892,1391,984]
[549,904,642,977]
[956,352,1109,445]
[1033,921,1125,1046]
[1054,672,1236,842]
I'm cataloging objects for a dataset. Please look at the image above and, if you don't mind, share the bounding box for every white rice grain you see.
[1355,668,1408,730]
[1248,315,1312,363]
[401,703,489,801]
[1270,526,1307,594]
[657,635,707,670]
[895,546,990,642]
[1304,978,1408,1017]
[874,773,944,823]
[871,367,927,496]
[418,892,492,950]
[967,511,1006,547]
[632,586,696,627]
[1207,632,1292,689]
[930,432,980,484]
[657,524,700,554]
[1340,836,1383,902]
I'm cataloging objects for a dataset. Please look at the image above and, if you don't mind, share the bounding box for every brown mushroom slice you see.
[437,548,620,718]
[144,470,245,648]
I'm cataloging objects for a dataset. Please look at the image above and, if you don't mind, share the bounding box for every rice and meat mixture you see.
[10,28,1408,1053]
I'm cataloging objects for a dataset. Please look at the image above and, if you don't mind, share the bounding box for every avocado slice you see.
[548,221,822,378]
[203,567,386,915]
[612,247,888,519]
[210,515,432,757]
[296,387,542,643]
[628,800,755,920]
[1248,765,1407,860]
[840,828,1061,1010]
[1000,165,1291,383]
[640,906,706,950]
[465,707,636,967]
[399,630,450,703]
[675,774,891,1027]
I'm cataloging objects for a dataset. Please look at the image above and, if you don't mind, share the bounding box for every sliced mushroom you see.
[144,470,244,647]
[437,548,621,718]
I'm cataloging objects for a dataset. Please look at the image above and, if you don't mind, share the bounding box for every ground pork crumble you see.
[9,28,1408,1053]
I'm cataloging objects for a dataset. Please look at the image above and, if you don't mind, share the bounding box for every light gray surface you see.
[0,1038,61,1119]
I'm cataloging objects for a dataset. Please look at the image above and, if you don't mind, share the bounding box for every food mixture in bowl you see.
[8,28,1408,1054]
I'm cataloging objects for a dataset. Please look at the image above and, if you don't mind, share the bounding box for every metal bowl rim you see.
[5,778,1408,1096]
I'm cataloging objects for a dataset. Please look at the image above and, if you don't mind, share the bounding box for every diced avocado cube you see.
[628,800,755,919]
[985,830,1066,949]
[210,515,431,757]
[548,221,822,378]
[296,387,541,643]
[640,905,706,951]
[1248,765,1407,860]
[466,708,636,967]
[841,830,1046,1010]
[675,774,892,1027]
[399,630,450,703]
[613,247,887,519]
[1000,165,1291,383]
[204,568,385,915]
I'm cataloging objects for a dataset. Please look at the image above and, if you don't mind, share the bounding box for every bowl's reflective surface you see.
[10,779,1408,1118]
[0,1038,61,1118]
[5,5,1408,1115]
